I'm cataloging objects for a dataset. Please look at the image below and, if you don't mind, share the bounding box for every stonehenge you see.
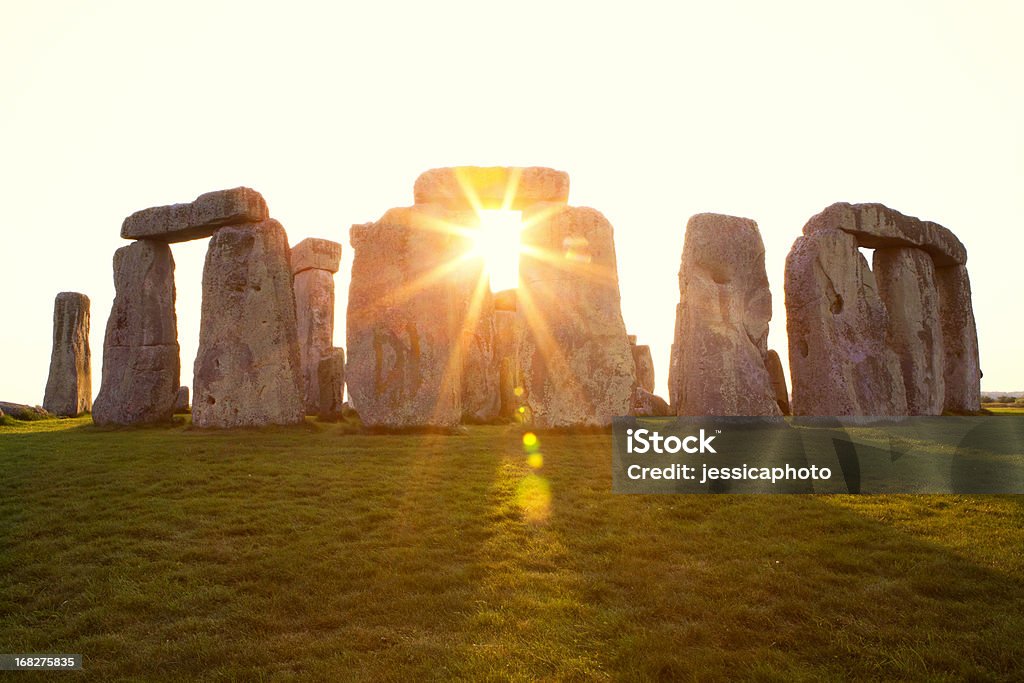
[785,202,979,415]
[291,238,343,413]
[43,292,92,417]
[669,214,782,416]
[42,173,980,431]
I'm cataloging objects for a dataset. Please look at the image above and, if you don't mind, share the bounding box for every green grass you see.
[987,406,1024,415]
[2,418,1024,681]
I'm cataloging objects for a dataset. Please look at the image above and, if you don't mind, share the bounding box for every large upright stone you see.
[121,187,268,243]
[414,167,569,210]
[873,248,944,415]
[317,348,345,421]
[346,205,473,429]
[936,265,981,412]
[518,204,634,427]
[291,238,342,414]
[192,219,304,428]
[631,343,655,394]
[92,240,180,425]
[764,349,791,416]
[785,229,907,416]
[494,309,526,419]
[43,292,92,417]
[669,214,781,416]
[457,273,501,423]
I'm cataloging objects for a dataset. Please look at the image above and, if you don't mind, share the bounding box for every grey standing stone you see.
[518,204,635,427]
[784,228,907,416]
[631,343,655,394]
[764,349,790,416]
[936,265,981,412]
[669,214,781,416]
[192,219,304,428]
[174,386,190,413]
[121,187,268,243]
[292,240,340,414]
[93,240,180,425]
[873,248,944,415]
[43,292,92,417]
[317,348,346,421]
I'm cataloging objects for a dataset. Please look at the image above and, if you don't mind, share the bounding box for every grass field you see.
[2,417,1024,681]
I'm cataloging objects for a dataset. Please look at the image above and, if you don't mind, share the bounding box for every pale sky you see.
[1,1,1021,406]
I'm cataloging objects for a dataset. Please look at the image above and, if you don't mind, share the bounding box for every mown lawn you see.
[1,417,1023,681]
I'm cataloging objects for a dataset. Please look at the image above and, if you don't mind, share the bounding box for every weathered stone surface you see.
[457,275,500,423]
[93,240,180,426]
[669,214,781,416]
[192,220,305,428]
[518,204,635,427]
[0,402,53,420]
[632,344,655,394]
[317,348,345,421]
[294,268,336,413]
[804,202,966,267]
[414,167,569,210]
[764,349,790,416]
[936,265,981,412]
[873,248,945,415]
[493,288,517,312]
[630,387,671,416]
[291,237,342,275]
[43,292,92,417]
[121,187,268,243]
[346,205,473,429]
[174,386,189,413]
[494,310,526,419]
[785,229,908,416]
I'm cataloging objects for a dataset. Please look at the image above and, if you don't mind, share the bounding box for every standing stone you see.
[936,265,981,412]
[346,205,471,429]
[631,343,655,394]
[174,386,190,413]
[317,348,345,421]
[518,204,635,427]
[785,228,907,416]
[93,241,180,425]
[630,387,671,416]
[291,238,342,414]
[873,248,945,415]
[669,214,781,416]
[43,292,92,417]
[192,219,304,428]
[494,309,526,418]
[764,349,790,416]
[457,274,501,423]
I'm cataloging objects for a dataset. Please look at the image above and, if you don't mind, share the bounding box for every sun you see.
[472,210,523,291]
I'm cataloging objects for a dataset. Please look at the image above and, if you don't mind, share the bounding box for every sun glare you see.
[473,210,522,292]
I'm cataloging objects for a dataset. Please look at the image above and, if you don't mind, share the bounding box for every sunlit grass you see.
[1,417,1023,679]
